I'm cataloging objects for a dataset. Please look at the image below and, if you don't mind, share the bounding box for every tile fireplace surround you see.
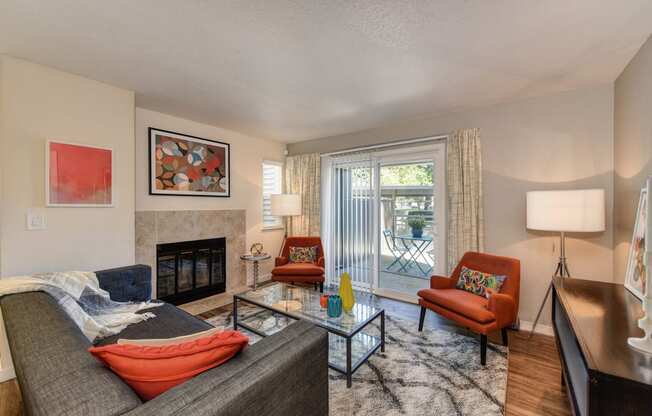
[135,210,247,314]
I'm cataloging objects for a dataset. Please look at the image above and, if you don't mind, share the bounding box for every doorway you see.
[322,140,446,302]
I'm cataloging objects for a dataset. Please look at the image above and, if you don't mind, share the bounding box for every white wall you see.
[614,35,652,282]
[289,85,615,326]
[135,108,286,280]
[0,56,135,276]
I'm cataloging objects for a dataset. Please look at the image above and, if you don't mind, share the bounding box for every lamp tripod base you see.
[529,232,570,339]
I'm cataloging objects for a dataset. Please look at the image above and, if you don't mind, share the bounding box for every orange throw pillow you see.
[89,330,249,401]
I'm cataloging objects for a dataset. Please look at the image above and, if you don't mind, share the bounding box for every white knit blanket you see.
[0,271,161,342]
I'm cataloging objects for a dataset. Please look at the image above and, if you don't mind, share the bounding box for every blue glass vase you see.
[327,295,342,318]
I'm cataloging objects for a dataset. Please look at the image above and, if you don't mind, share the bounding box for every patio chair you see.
[382,230,409,272]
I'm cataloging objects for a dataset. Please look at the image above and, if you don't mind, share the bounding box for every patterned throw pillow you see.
[288,246,318,263]
[455,266,507,298]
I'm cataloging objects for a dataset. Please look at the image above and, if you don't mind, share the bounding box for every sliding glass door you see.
[325,155,376,289]
[323,141,446,300]
[378,160,436,294]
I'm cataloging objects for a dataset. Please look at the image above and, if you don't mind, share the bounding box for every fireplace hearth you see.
[156,237,226,305]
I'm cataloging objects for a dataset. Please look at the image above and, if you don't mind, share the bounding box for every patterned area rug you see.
[203,306,507,416]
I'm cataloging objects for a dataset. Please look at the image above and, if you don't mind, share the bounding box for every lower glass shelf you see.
[328,332,381,372]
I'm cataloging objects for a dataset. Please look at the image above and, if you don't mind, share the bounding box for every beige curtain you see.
[285,153,321,236]
[447,128,484,272]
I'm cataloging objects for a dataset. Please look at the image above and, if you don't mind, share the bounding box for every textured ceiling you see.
[1,1,651,143]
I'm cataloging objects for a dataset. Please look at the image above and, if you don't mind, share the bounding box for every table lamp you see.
[526,189,605,335]
[271,194,302,255]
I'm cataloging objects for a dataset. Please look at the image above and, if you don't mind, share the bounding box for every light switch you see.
[26,209,46,230]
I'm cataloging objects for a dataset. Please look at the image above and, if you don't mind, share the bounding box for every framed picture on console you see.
[46,140,114,207]
[149,128,230,197]
[625,187,647,300]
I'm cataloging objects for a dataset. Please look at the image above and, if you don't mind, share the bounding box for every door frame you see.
[371,142,447,302]
[320,138,447,301]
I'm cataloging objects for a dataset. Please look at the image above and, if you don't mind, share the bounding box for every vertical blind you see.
[326,154,376,289]
[262,161,283,228]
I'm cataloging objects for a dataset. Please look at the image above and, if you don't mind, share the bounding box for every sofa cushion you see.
[417,288,496,323]
[272,263,324,276]
[118,327,222,346]
[95,303,213,347]
[89,330,249,401]
[0,292,142,416]
[122,320,328,416]
[96,265,152,302]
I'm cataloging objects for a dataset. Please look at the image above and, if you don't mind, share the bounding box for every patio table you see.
[390,234,433,276]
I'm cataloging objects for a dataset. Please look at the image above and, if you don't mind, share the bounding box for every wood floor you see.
[0,379,21,416]
[0,294,570,416]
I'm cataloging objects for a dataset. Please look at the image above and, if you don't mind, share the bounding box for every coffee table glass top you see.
[235,283,381,336]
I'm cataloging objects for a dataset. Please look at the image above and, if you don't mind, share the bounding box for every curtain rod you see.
[320,134,448,157]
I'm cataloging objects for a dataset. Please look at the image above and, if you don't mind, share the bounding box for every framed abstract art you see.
[149,128,230,197]
[46,140,114,207]
[626,187,647,300]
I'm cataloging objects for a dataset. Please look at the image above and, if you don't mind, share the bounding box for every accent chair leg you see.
[501,328,509,347]
[314,282,318,290]
[418,306,426,332]
[319,282,324,293]
[480,334,487,366]
[291,281,295,285]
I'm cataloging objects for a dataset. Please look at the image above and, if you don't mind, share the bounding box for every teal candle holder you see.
[327,295,342,318]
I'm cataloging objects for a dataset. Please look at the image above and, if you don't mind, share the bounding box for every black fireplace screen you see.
[156,237,226,304]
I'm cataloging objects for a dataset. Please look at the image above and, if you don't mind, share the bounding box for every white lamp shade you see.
[271,194,302,216]
[526,189,605,232]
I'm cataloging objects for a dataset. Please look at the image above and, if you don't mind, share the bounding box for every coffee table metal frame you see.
[233,289,385,388]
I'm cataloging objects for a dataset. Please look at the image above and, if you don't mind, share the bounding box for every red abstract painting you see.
[47,141,113,206]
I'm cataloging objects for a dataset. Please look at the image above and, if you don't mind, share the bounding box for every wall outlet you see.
[26,209,46,230]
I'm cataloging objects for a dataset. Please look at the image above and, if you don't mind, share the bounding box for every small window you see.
[262,161,283,229]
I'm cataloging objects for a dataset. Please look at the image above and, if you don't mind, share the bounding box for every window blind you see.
[262,162,283,228]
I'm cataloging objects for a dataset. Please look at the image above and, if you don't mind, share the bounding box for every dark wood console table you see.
[552,276,652,415]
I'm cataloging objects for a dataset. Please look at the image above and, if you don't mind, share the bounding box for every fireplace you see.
[156,237,226,305]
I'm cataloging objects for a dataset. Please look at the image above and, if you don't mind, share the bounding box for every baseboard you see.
[518,319,555,337]
[255,273,272,284]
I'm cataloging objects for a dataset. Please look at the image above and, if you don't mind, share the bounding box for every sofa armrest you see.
[487,291,516,328]
[125,320,329,416]
[275,256,289,267]
[430,275,456,289]
[95,265,152,302]
[317,257,325,268]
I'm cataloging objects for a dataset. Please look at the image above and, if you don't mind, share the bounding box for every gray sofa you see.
[0,265,329,416]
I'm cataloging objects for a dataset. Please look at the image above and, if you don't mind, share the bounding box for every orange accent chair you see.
[417,251,520,365]
[271,236,325,292]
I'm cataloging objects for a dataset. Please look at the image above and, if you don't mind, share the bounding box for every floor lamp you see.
[526,189,605,336]
[271,194,302,256]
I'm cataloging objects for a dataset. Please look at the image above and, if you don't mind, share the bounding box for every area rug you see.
[202,306,507,416]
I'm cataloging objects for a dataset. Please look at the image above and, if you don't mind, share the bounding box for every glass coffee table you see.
[233,283,385,387]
